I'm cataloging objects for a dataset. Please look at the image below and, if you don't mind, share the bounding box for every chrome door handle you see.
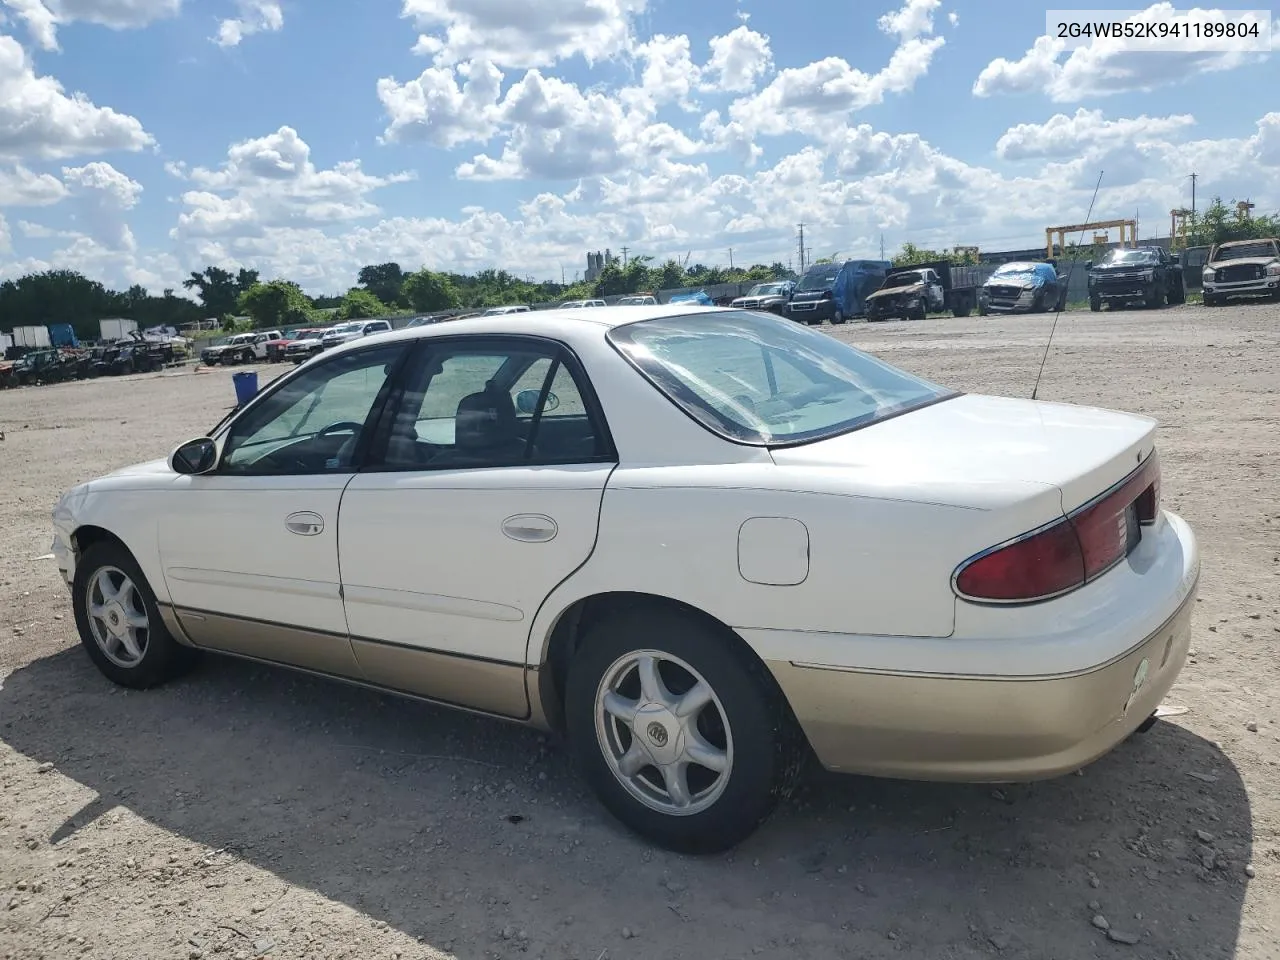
[501,514,558,543]
[285,511,324,536]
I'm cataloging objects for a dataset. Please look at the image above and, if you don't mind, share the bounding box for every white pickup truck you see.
[1202,238,1280,305]
[199,330,282,366]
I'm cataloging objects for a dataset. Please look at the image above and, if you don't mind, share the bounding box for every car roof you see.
[322,304,738,358]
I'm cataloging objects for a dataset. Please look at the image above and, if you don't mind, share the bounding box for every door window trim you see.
[212,342,414,477]
[361,333,618,473]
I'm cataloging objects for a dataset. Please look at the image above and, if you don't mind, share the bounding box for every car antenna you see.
[1031,169,1104,401]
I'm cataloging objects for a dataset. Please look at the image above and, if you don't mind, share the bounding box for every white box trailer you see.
[12,325,51,348]
[99,317,138,341]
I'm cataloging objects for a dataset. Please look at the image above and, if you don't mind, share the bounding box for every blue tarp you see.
[668,291,714,306]
[989,262,1057,288]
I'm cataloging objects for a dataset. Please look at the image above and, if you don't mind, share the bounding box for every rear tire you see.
[565,606,805,854]
[832,308,846,325]
[73,541,198,689]
[1089,295,1101,312]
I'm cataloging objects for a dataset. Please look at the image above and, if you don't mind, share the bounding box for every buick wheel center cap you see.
[633,702,682,763]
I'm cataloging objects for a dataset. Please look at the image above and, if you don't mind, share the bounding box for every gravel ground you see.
[1,303,1278,960]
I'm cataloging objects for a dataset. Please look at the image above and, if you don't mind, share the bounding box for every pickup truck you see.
[865,261,981,321]
[1087,246,1185,310]
[1201,238,1280,305]
[979,261,1068,314]
[200,330,282,365]
[729,281,793,316]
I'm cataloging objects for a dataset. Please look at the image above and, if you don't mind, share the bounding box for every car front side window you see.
[219,344,404,475]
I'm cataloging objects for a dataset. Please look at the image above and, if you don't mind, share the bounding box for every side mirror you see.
[515,390,559,415]
[170,437,217,475]
[1170,254,1181,264]
[1084,260,1093,270]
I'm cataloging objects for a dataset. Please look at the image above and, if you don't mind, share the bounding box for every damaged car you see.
[979,262,1067,315]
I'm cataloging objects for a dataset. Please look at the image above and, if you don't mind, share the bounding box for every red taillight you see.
[954,451,1161,604]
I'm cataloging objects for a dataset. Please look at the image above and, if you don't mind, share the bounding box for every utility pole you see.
[728,247,734,270]
[620,246,629,267]
[796,223,806,273]
[879,233,885,261]
[1189,172,1197,219]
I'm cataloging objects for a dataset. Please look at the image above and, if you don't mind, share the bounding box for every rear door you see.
[336,335,617,717]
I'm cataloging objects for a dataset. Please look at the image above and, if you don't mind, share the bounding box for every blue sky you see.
[0,0,1276,297]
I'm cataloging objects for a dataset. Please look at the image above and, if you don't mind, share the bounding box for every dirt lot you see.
[1,303,1278,960]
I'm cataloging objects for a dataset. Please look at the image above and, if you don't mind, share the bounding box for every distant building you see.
[584,248,618,282]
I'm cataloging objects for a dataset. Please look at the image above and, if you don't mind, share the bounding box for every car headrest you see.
[454,383,518,450]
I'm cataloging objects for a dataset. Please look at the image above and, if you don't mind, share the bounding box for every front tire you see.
[1089,294,1101,312]
[73,541,197,689]
[565,606,804,854]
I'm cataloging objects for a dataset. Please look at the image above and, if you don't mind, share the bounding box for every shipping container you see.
[12,325,51,348]
[99,317,138,341]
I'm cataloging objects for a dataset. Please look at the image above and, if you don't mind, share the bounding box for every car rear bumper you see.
[755,511,1199,782]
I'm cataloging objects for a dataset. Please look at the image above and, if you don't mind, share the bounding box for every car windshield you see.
[608,310,956,446]
[883,271,925,288]
[796,267,839,291]
[329,323,361,334]
[1215,242,1276,260]
[992,262,1040,277]
[746,283,785,296]
[1101,250,1159,265]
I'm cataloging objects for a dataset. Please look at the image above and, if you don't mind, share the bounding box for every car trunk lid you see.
[768,393,1157,514]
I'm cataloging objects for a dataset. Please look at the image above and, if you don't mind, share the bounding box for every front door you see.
[158,342,407,677]
[337,336,617,717]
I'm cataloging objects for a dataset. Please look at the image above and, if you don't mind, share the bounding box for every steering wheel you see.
[315,420,364,438]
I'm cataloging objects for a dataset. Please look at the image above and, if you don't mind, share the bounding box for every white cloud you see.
[0,163,68,205]
[973,2,1268,101]
[62,160,142,250]
[214,0,282,48]
[403,0,647,69]
[377,60,505,148]
[719,0,945,137]
[0,34,156,159]
[701,25,772,93]
[1,0,180,50]
[995,108,1197,160]
[876,0,939,40]
[170,126,415,239]
[0,213,10,253]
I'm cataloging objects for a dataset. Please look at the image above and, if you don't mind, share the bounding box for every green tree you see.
[403,268,460,311]
[357,263,406,306]
[238,280,314,328]
[1188,198,1280,246]
[182,266,259,317]
[655,259,687,290]
[337,287,387,319]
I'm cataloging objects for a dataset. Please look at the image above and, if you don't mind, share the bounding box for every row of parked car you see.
[200,318,397,367]
[715,237,1279,327]
[0,337,183,388]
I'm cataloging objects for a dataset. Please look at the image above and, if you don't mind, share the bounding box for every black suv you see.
[1087,246,1185,311]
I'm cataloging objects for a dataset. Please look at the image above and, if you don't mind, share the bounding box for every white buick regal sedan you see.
[51,306,1199,853]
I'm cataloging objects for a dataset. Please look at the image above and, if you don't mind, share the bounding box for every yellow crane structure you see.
[1045,218,1138,258]
[1170,208,1193,249]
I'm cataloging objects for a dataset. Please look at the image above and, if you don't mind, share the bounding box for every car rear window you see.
[607,310,957,446]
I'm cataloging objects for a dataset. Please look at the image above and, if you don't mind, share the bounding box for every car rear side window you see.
[373,340,612,470]
[607,310,956,446]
